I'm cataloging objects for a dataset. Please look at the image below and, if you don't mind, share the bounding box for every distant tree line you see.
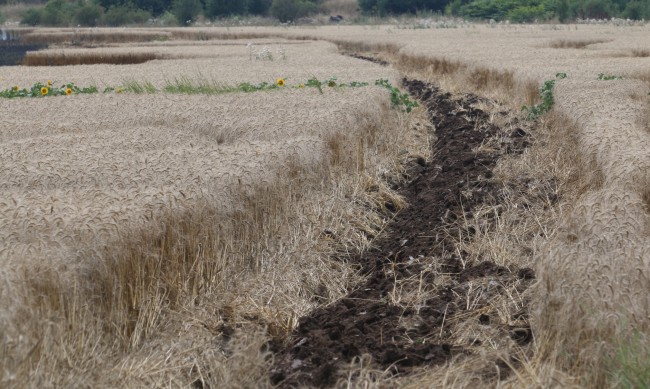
[18,0,326,26]
[14,0,650,27]
[360,0,650,22]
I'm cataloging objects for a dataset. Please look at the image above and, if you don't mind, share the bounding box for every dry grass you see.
[0,72,431,387]
[643,188,650,214]
[21,29,172,45]
[548,39,609,49]
[20,29,154,45]
[169,29,273,41]
[607,48,650,58]
[638,92,650,133]
[331,39,402,56]
[394,53,540,108]
[22,51,162,66]
[5,187,301,387]
[632,69,650,89]
[6,24,650,388]
[248,26,650,389]
[396,53,467,76]
[289,27,650,388]
[0,39,394,93]
[18,28,286,46]
[328,99,584,389]
[467,67,516,95]
[630,49,650,57]
[530,79,650,387]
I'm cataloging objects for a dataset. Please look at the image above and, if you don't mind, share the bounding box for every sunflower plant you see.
[0,81,99,98]
[1,77,420,117]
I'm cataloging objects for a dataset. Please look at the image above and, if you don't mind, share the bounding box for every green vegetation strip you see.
[0,81,98,98]
[597,73,624,80]
[1,77,418,112]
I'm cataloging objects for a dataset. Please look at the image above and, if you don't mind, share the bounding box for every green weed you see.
[522,72,567,119]
[598,73,624,80]
[1,77,417,115]
[304,76,369,94]
[608,333,650,389]
[0,81,98,98]
[122,80,157,94]
[163,75,237,94]
[375,78,419,113]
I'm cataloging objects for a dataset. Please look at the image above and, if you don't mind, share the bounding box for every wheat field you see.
[1,38,431,387]
[2,23,650,388]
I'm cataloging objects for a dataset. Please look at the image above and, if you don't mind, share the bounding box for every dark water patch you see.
[0,42,48,66]
[0,29,48,66]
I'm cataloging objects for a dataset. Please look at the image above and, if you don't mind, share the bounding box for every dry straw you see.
[4,23,650,388]
[22,51,162,66]
[0,69,431,387]
[548,39,610,49]
[267,23,650,387]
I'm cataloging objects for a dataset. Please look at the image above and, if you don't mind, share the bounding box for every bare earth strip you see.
[2,23,650,387]
[257,24,650,387]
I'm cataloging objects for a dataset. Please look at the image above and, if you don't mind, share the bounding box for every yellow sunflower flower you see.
[41,87,48,96]
[47,80,52,86]
[276,78,285,87]
[65,88,72,95]
[116,87,123,94]
[12,86,19,91]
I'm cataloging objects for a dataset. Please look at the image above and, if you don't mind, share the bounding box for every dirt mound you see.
[270,79,535,388]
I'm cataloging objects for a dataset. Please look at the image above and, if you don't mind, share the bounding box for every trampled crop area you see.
[1,24,649,388]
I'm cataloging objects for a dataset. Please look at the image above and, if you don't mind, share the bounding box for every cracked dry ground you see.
[270,79,538,388]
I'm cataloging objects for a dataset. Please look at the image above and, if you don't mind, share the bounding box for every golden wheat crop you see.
[0,31,434,387]
[0,86,392,288]
[1,39,396,90]
[239,22,650,387]
[4,23,650,388]
[200,24,638,77]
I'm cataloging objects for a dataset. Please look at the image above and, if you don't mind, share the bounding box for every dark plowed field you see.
[270,79,536,388]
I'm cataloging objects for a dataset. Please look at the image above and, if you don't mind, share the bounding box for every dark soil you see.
[269,79,536,388]
[346,53,389,66]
